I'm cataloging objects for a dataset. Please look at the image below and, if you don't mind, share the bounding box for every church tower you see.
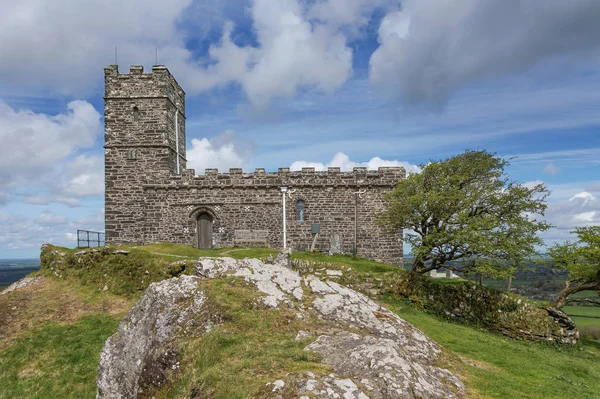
[104,64,186,244]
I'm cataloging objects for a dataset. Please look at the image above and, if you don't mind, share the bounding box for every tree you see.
[549,226,600,309]
[380,150,551,275]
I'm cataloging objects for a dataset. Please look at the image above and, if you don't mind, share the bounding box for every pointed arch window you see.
[133,106,140,122]
[296,200,305,222]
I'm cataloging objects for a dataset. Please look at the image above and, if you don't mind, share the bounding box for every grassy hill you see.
[0,243,599,398]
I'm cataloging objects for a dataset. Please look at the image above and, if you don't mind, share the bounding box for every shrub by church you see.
[104,65,404,264]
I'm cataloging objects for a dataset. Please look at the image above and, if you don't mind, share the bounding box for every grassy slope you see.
[0,243,598,398]
[383,299,600,399]
[0,277,131,399]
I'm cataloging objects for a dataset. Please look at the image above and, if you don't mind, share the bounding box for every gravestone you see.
[329,234,343,255]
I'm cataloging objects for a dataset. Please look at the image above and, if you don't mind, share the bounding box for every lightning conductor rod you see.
[175,102,180,174]
[115,47,118,65]
[281,187,288,248]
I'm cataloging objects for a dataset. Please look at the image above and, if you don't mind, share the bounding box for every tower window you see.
[127,148,138,160]
[133,106,139,122]
[296,200,305,222]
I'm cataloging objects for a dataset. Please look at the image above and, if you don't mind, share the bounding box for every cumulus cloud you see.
[0,0,193,96]
[185,0,355,109]
[542,191,600,245]
[59,155,104,198]
[370,0,600,108]
[0,101,102,206]
[0,0,398,108]
[187,130,254,174]
[35,212,68,225]
[290,152,420,173]
[0,210,105,251]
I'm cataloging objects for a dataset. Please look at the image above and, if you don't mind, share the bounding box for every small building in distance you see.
[104,65,404,264]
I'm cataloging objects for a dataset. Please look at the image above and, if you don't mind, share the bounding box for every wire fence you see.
[77,230,105,248]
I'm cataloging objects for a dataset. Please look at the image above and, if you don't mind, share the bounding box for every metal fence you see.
[77,230,105,248]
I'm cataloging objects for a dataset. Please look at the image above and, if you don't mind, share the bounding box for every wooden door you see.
[198,214,213,249]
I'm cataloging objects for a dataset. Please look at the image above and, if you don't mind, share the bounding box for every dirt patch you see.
[0,276,132,349]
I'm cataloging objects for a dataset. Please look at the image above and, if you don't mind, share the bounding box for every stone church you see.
[104,65,405,264]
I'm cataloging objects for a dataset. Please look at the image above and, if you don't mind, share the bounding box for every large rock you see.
[1,276,42,295]
[98,257,464,398]
[196,257,463,398]
[97,275,204,399]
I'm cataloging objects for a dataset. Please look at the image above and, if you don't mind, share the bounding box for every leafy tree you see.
[549,226,600,309]
[380,150,551,275]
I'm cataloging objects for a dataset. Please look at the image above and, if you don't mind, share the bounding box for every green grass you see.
[127,243,400,273]
[563,306,600,328]
[293,251,399,274]
[0,314,120,399]
[24,243,600,398]
[124,243,280,260]
[570,290,599,298]
[152,277,330,398]
[383,298,600,399]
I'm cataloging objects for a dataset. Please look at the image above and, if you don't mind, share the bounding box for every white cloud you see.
[0,0,193,96]
[187,130,254,174]
[0,210,105,251]
[0,0,389,109]
[0,101,102,206]
[370,0,600,108]
[59,155,104,197]
[585,181,600,193]
[542,163,560,175]
[542,191,600,244]
[35,212,68,225]
[290,152,420,173]
[184,0,355,109]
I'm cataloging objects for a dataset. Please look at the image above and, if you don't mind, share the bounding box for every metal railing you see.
[77,230,105,248]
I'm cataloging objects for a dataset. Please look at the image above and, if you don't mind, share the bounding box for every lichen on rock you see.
[96,275,205,399]
[97,256,464,398]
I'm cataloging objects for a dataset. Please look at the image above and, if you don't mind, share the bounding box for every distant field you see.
[563,305,600,328]
[570,290,599,298]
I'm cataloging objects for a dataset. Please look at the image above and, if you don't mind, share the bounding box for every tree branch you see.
[565,297,600,306]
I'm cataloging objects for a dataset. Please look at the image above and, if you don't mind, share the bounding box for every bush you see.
[580,325,600,341]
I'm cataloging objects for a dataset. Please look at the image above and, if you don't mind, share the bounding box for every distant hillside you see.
[0,259,40,289]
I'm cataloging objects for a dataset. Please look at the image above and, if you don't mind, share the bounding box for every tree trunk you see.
[553,281,600,309]
[506,276,512,292]
[411,258,426,274]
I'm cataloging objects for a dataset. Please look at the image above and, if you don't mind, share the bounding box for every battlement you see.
[104,64,185,109]
[145,166,405,190]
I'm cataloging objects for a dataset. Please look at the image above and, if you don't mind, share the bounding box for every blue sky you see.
[0,0,599,258]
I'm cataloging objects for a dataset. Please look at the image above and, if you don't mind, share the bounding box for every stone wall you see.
[142,167,404,264]
[104,65,404,265]
[418,280,579,344]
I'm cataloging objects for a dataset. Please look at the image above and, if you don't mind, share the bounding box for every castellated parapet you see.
[147,166,405,188]
[104,65,404,265]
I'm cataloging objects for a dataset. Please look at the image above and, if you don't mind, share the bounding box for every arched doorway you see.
[197,213,213,249]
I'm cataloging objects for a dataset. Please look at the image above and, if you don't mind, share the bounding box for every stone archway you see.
[197,213,213,249]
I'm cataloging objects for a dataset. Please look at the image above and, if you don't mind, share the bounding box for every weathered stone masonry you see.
[104,65,404,264]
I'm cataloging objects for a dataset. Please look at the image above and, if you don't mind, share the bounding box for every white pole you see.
[175,106,180,174]
[281,187,287,248]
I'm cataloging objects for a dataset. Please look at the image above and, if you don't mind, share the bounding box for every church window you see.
[133,106,139,122]
[127,148,137,160]
[296,200,305,222]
